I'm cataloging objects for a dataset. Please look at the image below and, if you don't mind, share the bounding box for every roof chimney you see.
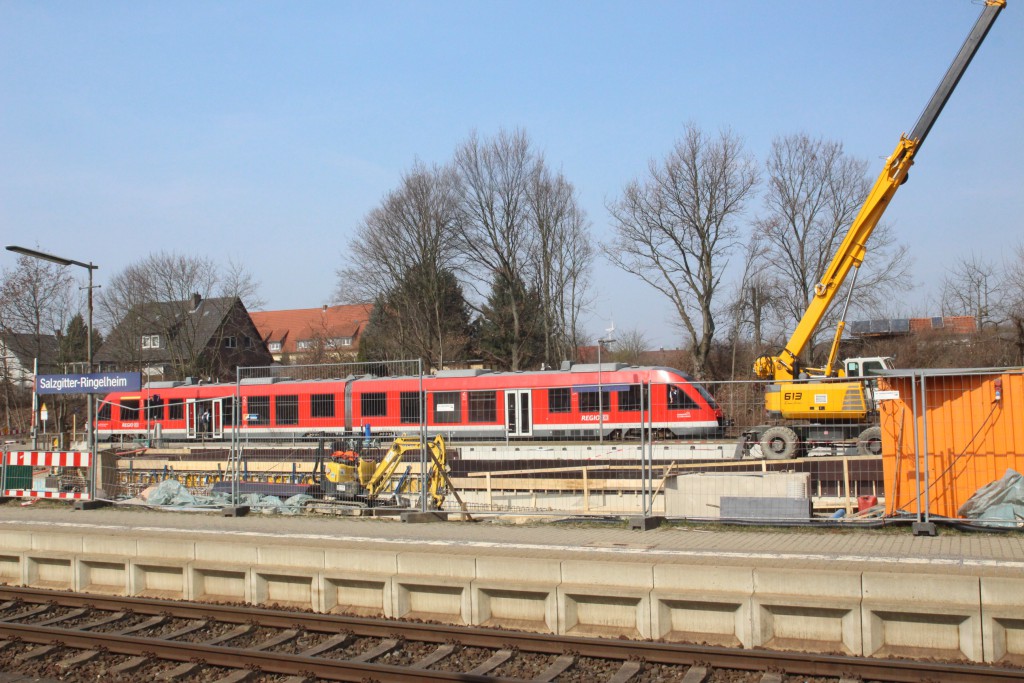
[192,293,202,310]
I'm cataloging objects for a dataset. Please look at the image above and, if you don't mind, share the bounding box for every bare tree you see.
[941,253,1001,329]
[337,161,470,369]
[96,251,241,378]
[724,234,787,380]
[604,124,759,380]
[95,262,155,372]
[1004,242,1024,365]
[218,257,266,311]
[0,251,75,343]
[610,328,650,366]
[453,129,540,371]
[756,133,911,363]
[0,252,77,434]
[528,160,594,365]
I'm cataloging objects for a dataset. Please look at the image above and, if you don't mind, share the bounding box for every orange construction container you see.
[878,369,1024,518]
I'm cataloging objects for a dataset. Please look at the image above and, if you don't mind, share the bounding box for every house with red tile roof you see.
[250,304,373,364]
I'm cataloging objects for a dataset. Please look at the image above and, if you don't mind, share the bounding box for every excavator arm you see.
[361,434,450,508]
[754,0,1005,382]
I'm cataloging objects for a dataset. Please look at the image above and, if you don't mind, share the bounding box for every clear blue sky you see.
[2,1,1021,349]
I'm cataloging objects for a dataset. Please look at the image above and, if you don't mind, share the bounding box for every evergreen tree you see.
[359,266,473,370]
[60,313,100,369]
[476,274,545,371]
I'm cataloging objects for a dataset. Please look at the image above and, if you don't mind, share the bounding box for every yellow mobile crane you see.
[742,1,1005,460]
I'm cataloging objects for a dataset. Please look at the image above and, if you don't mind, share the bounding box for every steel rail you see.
[0,586,1020,683]
[0,622,490,682]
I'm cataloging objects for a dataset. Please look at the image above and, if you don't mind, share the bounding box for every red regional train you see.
[94,363,724,443]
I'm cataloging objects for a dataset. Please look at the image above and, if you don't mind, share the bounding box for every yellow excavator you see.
[312,434,450,509]
[742,1,1005,460]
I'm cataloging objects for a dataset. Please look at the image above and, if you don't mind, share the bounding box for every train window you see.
[433,391,461,424]
[311,393,335,418]
[691,381,719,408]
[579,390,610,413]
[618,385,645,412]
[222,397,235,426]
[400,391,422,424]
[468,391,496,422]
[666,385,699,410]
[168,399,184,420]
[248,396,270,425]
[548,388,571,413]
[276,395,299,425]
[361,392,387,417]
[120,399,139,421]
[97,401,112,421]
[145,396,164,421]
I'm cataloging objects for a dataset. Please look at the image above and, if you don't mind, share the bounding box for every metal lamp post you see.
[6,246,98,463]
[597,333,615,444]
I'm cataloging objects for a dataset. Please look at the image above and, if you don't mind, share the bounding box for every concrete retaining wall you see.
[0,529,1020,663]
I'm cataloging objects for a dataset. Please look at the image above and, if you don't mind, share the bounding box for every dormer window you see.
[141,334,161,349]
[268,341,282,352]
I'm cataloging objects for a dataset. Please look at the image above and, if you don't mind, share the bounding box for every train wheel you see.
[759,426,800,460]
[857,426,883,456]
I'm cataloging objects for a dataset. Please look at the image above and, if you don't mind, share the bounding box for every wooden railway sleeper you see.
[534,652,577,681]
[16,643,59,662]
[410,642,456,669]
[202,622,255,645]
[350,636,401,662]
[2,603,52,621]
[159,618,211,640]
[607,660,644,683]
[157,660,205,681]
[212,670,261,683]
[114,613,168,635]
[681,664,710,683]
[77,610,129,630]
[57,648,103,669]
[35,606,89,626]
[298,631,352,657]
[249,627,300,651]
[109,655,151,675]
[467,648,515,676]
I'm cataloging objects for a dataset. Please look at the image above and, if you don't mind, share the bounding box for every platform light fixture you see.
[597,325,615,445]
[6,246,99,469]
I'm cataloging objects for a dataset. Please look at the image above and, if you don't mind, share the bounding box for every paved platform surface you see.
[1,502,1022,577]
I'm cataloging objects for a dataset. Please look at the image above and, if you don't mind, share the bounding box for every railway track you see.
[0,586,1019,682]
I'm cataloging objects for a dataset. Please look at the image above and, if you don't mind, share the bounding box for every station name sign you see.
[36,372,142,395]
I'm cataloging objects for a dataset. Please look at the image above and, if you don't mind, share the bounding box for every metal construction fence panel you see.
[79,362,1022,528]
[0,449,93,501]
[876,367,1024,527]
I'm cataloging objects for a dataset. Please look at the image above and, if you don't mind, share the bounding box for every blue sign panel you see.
[36,372,142,395]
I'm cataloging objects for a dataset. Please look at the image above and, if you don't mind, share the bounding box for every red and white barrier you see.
[2,450,92,501]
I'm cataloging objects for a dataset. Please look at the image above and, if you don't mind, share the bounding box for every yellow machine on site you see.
[312,434,450,509]
[741,1,1005,460]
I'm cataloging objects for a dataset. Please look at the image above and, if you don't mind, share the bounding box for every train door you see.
[186,398,223,439]
[504,389,533,437]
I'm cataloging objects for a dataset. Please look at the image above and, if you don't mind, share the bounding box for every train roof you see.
[119,364,697,394]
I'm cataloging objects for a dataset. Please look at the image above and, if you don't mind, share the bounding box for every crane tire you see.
[857,426,883,456]
[759,426,800,460]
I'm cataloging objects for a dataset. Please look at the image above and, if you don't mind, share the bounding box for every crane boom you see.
[754,0,1005,382]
